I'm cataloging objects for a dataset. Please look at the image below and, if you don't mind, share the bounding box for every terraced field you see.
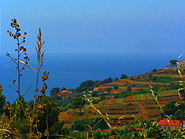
[59,69,185,127]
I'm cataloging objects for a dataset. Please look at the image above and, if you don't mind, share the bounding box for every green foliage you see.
[110,126,132,138]
[163,100,178,117]
[153,76,172,83]
[106,87,113,92]
[61,87,67,91]
[114,77,119,81]
[36,97,63,136]
[170,60,178,67]
[173,109,185,120]
[91,97,101,104]
[130,76,134,80]
[78,80,95,92]
[127,86,132,92]
[71,117,108,132]
[158,86,167,92]
[50,87,61,100]
[76,77,113,92]
[71,119,88,131]
[114,85,119,90]
[120,74,128,79]
[168,82,179,90]
[70,96,86,113]
[93,117,108,130]
[146,122,169,138]
[100,77,113,84]
[93,130,103,139]
[69,130,86,139]
[149,73,153,79]
[91,91,98,97]
[163,100,185,120]
[152,68,157,73]
[50,121,65,135]
[50,87,60,95]
[100,95,106,101]
[126,102,133,106]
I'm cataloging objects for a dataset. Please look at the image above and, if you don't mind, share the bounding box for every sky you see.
[1,0,185,54]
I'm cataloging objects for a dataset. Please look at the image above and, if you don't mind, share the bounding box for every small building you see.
[94,87,99,91]
[59,90,76,100]
[178,61,185,67]
[159,120,185,130]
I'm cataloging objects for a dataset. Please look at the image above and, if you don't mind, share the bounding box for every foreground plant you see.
[0,18,51,139]
[6,18,30,138]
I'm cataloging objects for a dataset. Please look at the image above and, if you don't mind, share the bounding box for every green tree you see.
[93,117,108,130]
[93,130,103,139]
[152,69,157,73]
[114,77,119,81]
[170,60,178,67]
[163,100,178,116]
[71,119,89,131]
[50,87,60,96]
[77,80,95,92]
[101,77,113,84]
[94,82,100,87]
[173,109,185,120]
[61,87,67,91]
[127,86,132,92]
[120,74,128,79]
[114,85,119,90]
[106,87,113,92]
[50,121,65,135]
[36,97,64,137]
[146,122,169,138]
[91,91,99,97]
[71,96,86,113]
[100,95,106,101]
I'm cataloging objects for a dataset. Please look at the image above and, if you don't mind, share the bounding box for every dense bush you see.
[71,117,108,132]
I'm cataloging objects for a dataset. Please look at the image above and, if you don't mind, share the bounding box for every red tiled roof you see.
[59,90,67,95]
[64,91,72,95]
[180,60,185,63]
[159,120,185,126]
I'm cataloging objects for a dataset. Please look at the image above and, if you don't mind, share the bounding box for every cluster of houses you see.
[58,87,106,100]
[159,119,185,129]
[59,90,76,100]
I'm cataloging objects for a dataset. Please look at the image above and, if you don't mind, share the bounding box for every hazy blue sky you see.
[1,0,185,54]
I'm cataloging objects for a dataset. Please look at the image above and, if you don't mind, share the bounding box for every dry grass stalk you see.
[83,94,123,139]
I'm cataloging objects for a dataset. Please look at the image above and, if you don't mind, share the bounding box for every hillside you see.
[59,68,185,127]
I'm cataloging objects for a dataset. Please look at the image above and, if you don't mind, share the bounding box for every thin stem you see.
[17,37,22,139]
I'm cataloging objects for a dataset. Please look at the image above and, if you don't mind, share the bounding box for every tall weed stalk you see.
[3,18,49,138]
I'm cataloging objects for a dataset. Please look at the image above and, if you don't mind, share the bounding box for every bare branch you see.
[8,84,18,92]
[6,54,18,66]
[15,58,38,73]
[23,84,32,96]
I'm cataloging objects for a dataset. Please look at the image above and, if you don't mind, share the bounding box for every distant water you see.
[0,53,181,103]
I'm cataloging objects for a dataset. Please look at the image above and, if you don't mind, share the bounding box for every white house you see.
[178,60,185,67]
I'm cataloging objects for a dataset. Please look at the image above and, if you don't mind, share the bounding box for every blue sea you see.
[0,53,181,103]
